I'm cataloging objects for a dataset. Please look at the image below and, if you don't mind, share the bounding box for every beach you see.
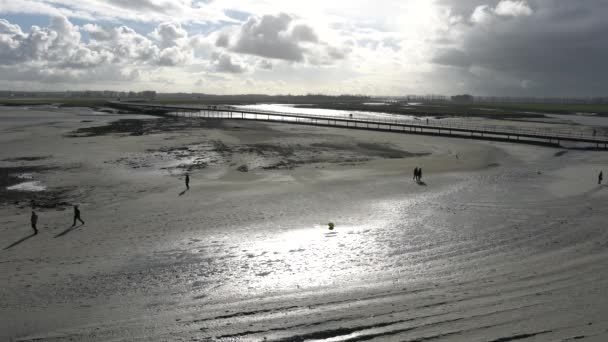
[2,106,608,341]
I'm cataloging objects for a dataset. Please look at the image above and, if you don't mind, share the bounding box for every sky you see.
[1,0,607,96]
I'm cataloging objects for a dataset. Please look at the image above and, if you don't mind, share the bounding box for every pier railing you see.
[108,102,608,148]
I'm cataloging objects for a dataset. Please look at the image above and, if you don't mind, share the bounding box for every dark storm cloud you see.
[434,0,608,96]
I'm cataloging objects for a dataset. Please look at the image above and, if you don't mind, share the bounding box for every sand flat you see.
[1,106,608,341]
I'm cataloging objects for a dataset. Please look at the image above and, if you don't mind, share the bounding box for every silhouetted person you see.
[418,168,423,181]
[31,211,38,235]
[413,167,418,181]
[72,205,84,227]
[600,171,603,185]
[185,173,190,190]
[426,118,429,125]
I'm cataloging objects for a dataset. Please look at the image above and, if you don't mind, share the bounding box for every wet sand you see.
[1,106,608,341]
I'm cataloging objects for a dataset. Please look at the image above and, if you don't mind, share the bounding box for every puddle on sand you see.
[6,181,47,191]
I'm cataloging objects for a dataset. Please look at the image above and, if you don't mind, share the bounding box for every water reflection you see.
[238,224,368,291]
[544,113,608,127]
[235,103,434,123]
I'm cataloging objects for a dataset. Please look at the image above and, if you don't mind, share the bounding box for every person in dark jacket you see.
[31,211,38,235]
[185,173,190,190]
[72,205,84,227]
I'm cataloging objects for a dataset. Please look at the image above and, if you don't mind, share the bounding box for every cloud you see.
[211,52,246,73]
[0,63,140,85]
[3,1,607,96]
[0,0,232,24]
[470,5,493,23]
[84,24,160,63]
[158,46,189,66]
[0,15,207,87]
[0,16,100,67]
[215,33,229,48]
[0,19,26,63]
[434,0,608,96]
[150,22,187,48]
[229,13,306,61]
[290,24,318,42]
[471,0,533,24]
[105,0,182,13]
[470,1,532,23]
[219,12,347,65]
[258,59,273,70]
[495,1,533,17]
[0,0,96,21]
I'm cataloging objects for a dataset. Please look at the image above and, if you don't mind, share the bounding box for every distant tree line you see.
[155,93,371,104]
[448,94,608,104]
[3,90,608,105]
[380,94,608,105]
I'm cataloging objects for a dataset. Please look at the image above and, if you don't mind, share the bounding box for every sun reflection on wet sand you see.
[238,224,365,292]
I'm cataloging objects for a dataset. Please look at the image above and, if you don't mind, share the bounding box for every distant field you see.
[0,95,366,107]
[297,103,545,119]
[3,96,608,118]
[0,97,237,107]
[453,102,608,114]
[300,102,608,118]
[0,97,110,107]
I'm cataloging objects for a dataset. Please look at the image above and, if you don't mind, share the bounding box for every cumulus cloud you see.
[84,24,159,63]
[217,12,347,66]
[470,5,493,24]
[0,19,26,63]
[0,15,207,87]
[150,22,187,48]
[290,24,318,42]
[211,52,247,73]
[495,0,533,17]
[0,16,100,67]
[158,46,189,66]
[470,0,533,23]
[215,33,229,48]
[229,13,306,61]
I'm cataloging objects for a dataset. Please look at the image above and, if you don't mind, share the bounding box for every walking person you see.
[418,167,423,182]
[599,171,604,185]
[72,205,84,227]
[31,211,38,235]
[413,167,418,181]
[185,173,190,190]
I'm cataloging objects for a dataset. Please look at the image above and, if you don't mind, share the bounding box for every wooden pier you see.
[108,102,608,149]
